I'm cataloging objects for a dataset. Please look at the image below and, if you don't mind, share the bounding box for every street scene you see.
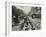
[12,6,41,31]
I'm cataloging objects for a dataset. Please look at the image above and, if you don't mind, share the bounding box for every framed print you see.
[5,1,43,35]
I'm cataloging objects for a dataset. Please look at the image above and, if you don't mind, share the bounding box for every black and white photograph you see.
[12,6,41,31]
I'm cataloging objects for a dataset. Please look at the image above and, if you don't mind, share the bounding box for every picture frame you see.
[5,1,44,35]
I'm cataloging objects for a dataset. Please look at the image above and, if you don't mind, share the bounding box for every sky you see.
[16,6,32,15]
